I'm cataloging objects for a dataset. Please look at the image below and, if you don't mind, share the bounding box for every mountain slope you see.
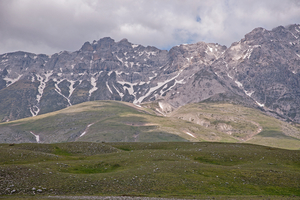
[0,100,299,149]
[0,24,300,125]
[0,38,226,121]
[211,24,300,122]
[165,102,300,149]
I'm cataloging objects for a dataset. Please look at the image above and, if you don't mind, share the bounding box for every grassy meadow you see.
[0,142,300,199]
[0,101,300,199]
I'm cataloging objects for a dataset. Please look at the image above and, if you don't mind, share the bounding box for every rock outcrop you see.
[1,24,300,123]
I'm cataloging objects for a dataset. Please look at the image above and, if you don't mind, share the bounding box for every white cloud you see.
[0,0,299,54]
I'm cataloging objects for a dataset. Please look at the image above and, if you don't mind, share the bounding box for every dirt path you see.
[244,121,263,141]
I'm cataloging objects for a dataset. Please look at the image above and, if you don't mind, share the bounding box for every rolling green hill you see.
[0,100,299,149]
[165,102,300,150]
[0,142,300,199]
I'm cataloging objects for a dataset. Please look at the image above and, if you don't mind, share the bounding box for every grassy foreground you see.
[0,142,299,199]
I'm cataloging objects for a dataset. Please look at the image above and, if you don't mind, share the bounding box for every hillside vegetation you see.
[165,102,300,149]
[0,142,299,199]
[0,100,299,150]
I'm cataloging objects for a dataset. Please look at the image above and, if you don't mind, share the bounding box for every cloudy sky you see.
[0,0,300,55]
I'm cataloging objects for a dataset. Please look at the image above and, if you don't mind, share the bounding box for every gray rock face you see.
[1,24,300,123]
[211,24,300,122]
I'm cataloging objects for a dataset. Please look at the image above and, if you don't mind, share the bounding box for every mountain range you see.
[0,24,300,145]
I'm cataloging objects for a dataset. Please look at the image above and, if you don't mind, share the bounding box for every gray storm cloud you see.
[0,0,299,54]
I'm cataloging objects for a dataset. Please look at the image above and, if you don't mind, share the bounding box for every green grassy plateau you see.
[0,100,300,150]
[0,142,299,199]
[0,101,300,199]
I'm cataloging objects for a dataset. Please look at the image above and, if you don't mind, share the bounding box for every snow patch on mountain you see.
[53,79,72,106]
[68,80,76,98]
[36,71,53,104]
[29,105,40,117]
[245,90,254,97]
[89,77,98,97]
[149,71,157,80]
[118,81,138,96]
[112,84,124,99]
[44,71,53,81]
[108,71,113,76]
[3,74,23,87]
[235,80,243,88]
[53,79,63,92]
[115,71,129,76]
[124,61,129,68]
[255,101,265,107]
[288,30,298,39]
[30,131,40,143]
[243,48,253,59]
[134,70,183,104]
[161,78,185,95]
[106,81,113,94]
[35,75,45,111]
[116,55,123,63]
[155,108,166,116]
[185,131,196,138]
[79,123,94,138]
[227,73,233,79]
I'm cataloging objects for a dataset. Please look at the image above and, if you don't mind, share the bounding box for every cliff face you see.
[211,24,300,122]
[1,24,300,123]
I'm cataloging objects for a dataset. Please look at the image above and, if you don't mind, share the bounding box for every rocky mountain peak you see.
[243,27,268,43]
[80,41,93,51]
[1,24,300,124]
[119,38,129,43]
[272,25,286,32]
[117,38,133,49]
[93,37,115,50]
